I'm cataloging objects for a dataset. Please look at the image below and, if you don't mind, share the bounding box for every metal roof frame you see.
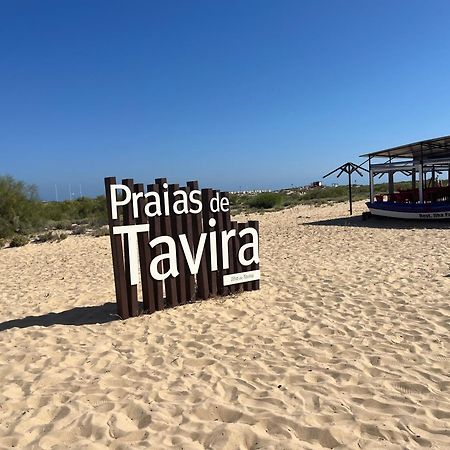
[360,135,450,160]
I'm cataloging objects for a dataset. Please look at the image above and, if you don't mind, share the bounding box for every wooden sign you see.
[104,177,260,319]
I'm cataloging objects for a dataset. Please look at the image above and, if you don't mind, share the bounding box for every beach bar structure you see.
[362,135,450,219]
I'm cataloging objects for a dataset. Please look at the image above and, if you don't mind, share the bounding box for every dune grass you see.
[0,175,108,243]
[0,174,426,244]
[229,181,416,212]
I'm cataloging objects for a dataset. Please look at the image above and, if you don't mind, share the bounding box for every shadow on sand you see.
[304,214,450,230]
[0,302,120,332]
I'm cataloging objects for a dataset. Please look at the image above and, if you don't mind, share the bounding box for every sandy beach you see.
[0,201,449,449]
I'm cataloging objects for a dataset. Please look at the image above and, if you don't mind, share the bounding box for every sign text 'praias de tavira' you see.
[105,177,260,319]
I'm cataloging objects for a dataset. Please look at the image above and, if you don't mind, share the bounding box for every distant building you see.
[229,189,272,195]
[309,181,323,188]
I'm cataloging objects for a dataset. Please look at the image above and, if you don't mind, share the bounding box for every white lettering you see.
[173,189,189,214]
[221,229,236,270]
[144,191,162,217]
[238,227,259,267]
[179,233,207,275]
[113,224,150,284]
[132,191,144,218]
[210,192,221,212]
[189,190,202,214]
[220,196,230,212]
[110,184,132,220]
[149,235,179,281]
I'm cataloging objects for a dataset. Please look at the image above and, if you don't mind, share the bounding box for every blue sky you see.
[2,1,450,200]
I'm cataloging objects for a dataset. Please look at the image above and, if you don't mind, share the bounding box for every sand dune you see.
[0,201,449,449]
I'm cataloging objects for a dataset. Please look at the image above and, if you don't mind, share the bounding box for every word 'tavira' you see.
[104,177,260,319]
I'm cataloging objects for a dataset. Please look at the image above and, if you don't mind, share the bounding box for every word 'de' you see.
[105,177,260,319]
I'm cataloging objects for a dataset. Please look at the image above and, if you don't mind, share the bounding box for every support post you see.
[411,168,416,203]
[369,169,374,203]
[323,161,367,216]
[418,164,424,203]
[348,169,353,216]
[122,178,139,317]
[388,172,394,200]
[368,156,374,203]
[104,177,130,319]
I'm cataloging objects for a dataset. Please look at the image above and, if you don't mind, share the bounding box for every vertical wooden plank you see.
[122,178,140,317]
[169,184,187,305]
[202,188,218,297]
[238,222,252,292]
[243,221,253,292]
[187,181,209,300]
[181,186,196,302]
[134,183,155,314]
[213,190,227,296]
[104,177,130,319]
[156,178,179,308]
[231,221,243,294]
[147,183,165,310]
[248,220,260,291]
[221,192,235,294]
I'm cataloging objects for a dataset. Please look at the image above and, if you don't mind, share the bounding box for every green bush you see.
[40,195,107,226]
[9,235,29,247]
[0,175,41,238]
[35,232,56,243]
[93,227,109,237]
[35,231,67,243]
[52,220,72,230]
[0,175,109,238]
[248,192,283,209]
[72,225,88,235]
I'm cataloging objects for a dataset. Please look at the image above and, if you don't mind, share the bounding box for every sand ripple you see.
[0,201,449,449]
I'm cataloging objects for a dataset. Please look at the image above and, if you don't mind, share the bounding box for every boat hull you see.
[367,202,450,220]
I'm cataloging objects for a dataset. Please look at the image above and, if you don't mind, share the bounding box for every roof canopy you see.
[361,135,450,160]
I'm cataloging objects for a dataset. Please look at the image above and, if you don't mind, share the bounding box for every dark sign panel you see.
[105,177,260,319]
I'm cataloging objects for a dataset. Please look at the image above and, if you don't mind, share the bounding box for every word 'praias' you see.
[110,183,229,220]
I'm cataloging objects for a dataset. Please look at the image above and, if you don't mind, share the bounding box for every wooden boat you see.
[367,200,450,220]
